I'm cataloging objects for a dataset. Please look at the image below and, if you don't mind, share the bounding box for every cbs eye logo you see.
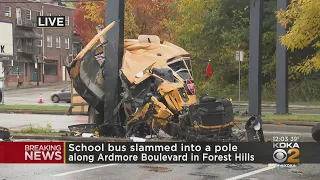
[273,148,300,163]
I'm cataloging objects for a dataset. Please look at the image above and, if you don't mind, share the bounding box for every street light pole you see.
[238,58,241,113]
[41,6,45,83]
[36,57,39,86]
[236,50,244,114]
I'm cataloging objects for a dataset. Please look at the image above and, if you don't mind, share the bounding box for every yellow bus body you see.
[69,80,89,115]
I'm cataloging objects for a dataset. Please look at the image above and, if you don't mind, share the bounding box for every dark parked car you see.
[51,86,71,103]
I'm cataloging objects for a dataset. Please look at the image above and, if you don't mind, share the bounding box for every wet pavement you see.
[2,83,320,114]
[0,113,87,131]
[0,161,319,180]
[1,140,319,180]
[0,113,318,180]
[0,113,315,142]
[2,84,70,106]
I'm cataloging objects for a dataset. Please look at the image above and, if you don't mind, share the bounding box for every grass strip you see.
[10,123,68,137]
[235,113,320,122]
[0,105,69,111]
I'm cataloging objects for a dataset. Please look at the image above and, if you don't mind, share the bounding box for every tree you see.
[167,0,250,94]
[166,0,284,99]
[73,1,139,45]
[128,0,176,40]
[276,0,320,74]
[73,2,98,44]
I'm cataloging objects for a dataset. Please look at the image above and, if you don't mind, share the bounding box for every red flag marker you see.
[206,62,212,78]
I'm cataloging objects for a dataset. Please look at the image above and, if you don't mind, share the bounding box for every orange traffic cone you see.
[38,94,43,104]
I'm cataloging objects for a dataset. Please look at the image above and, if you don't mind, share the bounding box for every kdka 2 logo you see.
[273,142,300,165]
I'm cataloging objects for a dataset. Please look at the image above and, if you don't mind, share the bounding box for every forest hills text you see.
[68,143,239,153]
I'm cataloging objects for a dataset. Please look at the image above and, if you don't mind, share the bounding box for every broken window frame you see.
[167,56,193,81]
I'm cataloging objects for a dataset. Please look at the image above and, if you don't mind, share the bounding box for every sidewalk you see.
[236,103,320,108]
[3,81,71,91]
[3,81,319,108]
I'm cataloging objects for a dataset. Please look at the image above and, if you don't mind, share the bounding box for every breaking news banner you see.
[0,142,320,164]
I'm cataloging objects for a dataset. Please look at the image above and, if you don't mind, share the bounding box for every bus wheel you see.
[312,123,320,142]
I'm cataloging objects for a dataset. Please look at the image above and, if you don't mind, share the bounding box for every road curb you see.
[0,110,68,115]
[11,135,131,142]
[10,135,178,142]
[252,120,319,127]
[234,104,320,109]
[3,82,71,92]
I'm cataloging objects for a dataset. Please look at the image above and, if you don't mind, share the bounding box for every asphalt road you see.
[2,84,320,114]
[0,114,319,180]
[1,162,319,180]
[2,84,70,106]
[1,138,319,180]
[0,113,315,141]
[0,113,87,131]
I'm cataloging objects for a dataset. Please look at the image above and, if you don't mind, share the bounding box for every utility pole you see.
[275,0,289,114]
[0,60,4,104]
[17,58,20,86]
[104,0,125,131]
[41,6,45,83]
[248,0,263,116]
[36,57,39,86]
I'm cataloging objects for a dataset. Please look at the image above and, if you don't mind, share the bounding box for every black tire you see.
[312,123,320,142]
[88,106,103,125]
[52,95,60,103]
[0,128,10,140]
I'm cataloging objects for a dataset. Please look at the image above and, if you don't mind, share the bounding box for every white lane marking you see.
[225,164,277,180]
[52,164,118,177]
[263,131,302,135]
[263,131,311,136]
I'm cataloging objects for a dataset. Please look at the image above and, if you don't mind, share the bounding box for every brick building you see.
[0,0,81,88]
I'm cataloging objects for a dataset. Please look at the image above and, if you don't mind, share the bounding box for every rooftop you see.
[25,0,76,10]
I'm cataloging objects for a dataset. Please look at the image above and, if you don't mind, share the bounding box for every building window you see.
[56,36,61,48]
[65,16,69,26]
[9,61,25,76]
[65,38,69,49]
[16,8,22,25]
[47,35,52,47]
[38,40,42,47]
[27,39,32,46]
[26,9,31,20]
[72,17,76,27]
[72,43,78,58]
[16,39,22,51]
[44,61,58,76]
[5,6,11,17]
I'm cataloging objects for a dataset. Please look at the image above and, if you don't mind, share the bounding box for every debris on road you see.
[130,137,146,142]
[0,126,11,141]
[225,163,254,170]
[82,133,98,138]
[139,165,172,173]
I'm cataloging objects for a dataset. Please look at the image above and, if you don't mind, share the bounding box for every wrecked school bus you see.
[66,22,264,142]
